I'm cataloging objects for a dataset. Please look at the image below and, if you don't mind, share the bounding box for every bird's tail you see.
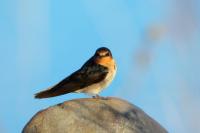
[35,86,68,99]
[34,87,53,99]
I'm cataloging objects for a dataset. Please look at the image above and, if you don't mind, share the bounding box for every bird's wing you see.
[35,60,109,98]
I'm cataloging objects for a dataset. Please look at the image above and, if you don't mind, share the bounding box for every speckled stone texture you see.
[22,97,167,133]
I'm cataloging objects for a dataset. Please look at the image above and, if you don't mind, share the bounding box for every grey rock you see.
[22,97,167,133]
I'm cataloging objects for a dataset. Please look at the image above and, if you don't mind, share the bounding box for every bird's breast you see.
[100,65,116,89]
[76,60,117,95]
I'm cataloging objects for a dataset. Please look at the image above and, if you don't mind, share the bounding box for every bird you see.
[35,47,117,99]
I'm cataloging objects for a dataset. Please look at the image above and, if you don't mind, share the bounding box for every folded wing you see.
[35,60,108,98]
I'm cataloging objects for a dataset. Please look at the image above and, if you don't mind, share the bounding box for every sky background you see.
[0,0,200,133]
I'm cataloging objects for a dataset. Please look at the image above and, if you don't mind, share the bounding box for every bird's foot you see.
[92,95,108,100]
[92,94,100,99]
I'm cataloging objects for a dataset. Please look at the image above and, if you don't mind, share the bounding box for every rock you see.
[22,97,167,133]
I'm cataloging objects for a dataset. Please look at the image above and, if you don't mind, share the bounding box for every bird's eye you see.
[96,52,101,56]
[105,52,110,56]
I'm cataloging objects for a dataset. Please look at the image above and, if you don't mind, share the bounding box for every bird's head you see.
[94,47,112,58]
[94,47,115,68]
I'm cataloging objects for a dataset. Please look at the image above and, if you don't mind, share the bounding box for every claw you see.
[92,94,100,99]
[92,95,108,100]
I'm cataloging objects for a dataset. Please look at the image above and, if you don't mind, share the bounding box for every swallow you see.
[35,47,117,99]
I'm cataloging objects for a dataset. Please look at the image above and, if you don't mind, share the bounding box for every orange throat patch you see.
[95,57,115,69]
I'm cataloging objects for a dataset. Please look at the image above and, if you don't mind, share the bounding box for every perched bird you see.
[35,47,117,99]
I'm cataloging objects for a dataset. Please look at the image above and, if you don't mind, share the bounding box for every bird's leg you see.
[92,94,100,99]
[92,94,108,100]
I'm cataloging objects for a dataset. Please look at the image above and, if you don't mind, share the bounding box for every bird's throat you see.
[95,57,115,68]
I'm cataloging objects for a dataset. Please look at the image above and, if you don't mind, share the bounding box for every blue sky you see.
[0,0,200,133]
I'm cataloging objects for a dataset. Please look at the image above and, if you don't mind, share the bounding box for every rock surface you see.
[22,97,167,133]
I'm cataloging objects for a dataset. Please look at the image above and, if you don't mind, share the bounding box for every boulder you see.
[22,97,167,133]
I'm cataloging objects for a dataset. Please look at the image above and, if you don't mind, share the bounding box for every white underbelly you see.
[76,68,116,95]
